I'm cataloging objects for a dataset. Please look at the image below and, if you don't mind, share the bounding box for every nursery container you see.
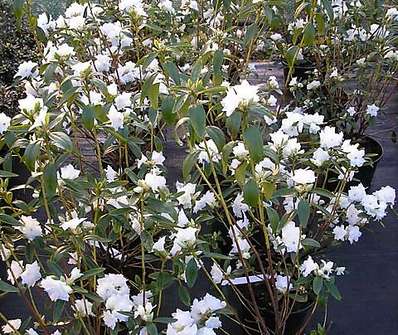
[221,277,314,335]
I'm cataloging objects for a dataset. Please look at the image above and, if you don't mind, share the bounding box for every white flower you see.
[21,261,41,287]
[221,80,259,116]
[311,148,330,166]
[105,294,133,322]
[134,302,155,322]
[108,106,124,130]
[347,107,356,116]
[176,182,197,208]
[103,310,118,329]
[60,217,86,231]
[152,236,166,253]
[73,299,94,317]
[366,104,379,117]
[115,92,132,110]
[144,169,166,192]
[60,164,80,180]
[292,169,316,185]
[17,216,42,241]
[210,263,223,284]
[191,294,226,321]
[374,186,396,205]
[119,0,146,16]
[7,260,23,284]
[336,267,346,275]
[167,309,197,335]
[319,126,343,149]
[386,7,398,20]
[300,256,319,277]
[97,274,130,300]
[270,33,282,41]
[72,62,92,77]
[348,184,367,202]
[95,54,112,72]
[333,225,347,241]
[347,225,362,244]
[197,139,221,164]
[232,142,249,159]
[152,151,166,165]
[232,193,249,218]
[193,191,217,213]
[177,209,190,227]
[316,260,334,279]
[171,227,198,255]
[41,276,72,301]
[26,328,39,335]
[281,222,301,253]
[307,80,321,90]
[2,319,21,334]
[105,165,118,182]
[15,61,38,79]
[0,113,11,134]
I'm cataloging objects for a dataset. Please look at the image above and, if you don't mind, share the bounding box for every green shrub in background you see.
[6,0,75,17]
[0,0,37,116]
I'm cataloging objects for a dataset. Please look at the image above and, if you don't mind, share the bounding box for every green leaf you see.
[43,163,57,200]
[206,126,225,151]
[243,127,264,163]
[147,323,158,335]
[313,276,323,295]
[213,49,224,85]
[325,278,342,301]
[23,142,40,171]
[0,214,20,226]
[297,199,310,227]
[53,300,65,323]
[0,170,18,178]
[226,112,241,139]
[243,179,259,207]
[0,280,18,293]
[244,23,259,46]
[156,272,174,290]
[80,267,105,280]
[163,62,181,85]
[302,22,316,46]
[302,238,321,248]
[266,206,280,233]
[285,46,300,69]
[50,132,73,151]
[189,105,206,139]
[235,161,247,186]
[82,106,95,130]
[161,96,176,125]
[186,258,198,288]
[183,151,200,180]
[178,285,191,306]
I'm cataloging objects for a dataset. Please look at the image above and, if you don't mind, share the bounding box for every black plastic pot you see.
[324,136,383,191]
[220,278,314,335]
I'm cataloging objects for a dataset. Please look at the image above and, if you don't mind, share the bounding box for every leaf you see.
[0,170,18,178]
[226,112,241,139]
[313,276,323,295]
[325,278,342,301]
[80,267,105,281]
[161,96,176,126]
[243,179,259,207]
[302,238,321,248]
[82,106,95,130]
[186,258,198,288]
[0,214,20,226]
[43,163,57,200]
[0,280,18,293]
[163,62,181,85]
[297,199,310,227]
[285,46,300,69]
[243,127,264,163]
[146,323,158,335]
[178,285,191,306]
[235,161,247,186]
[23,142,40,171]
[156,272,174,290]
[262,182,275,200]
[302,22,316,46]
[53,300,65,323]
[266,206,280,233]
[189,105,206,139]
[50,132,73,151]
[213,49,224,85]
[244,23,259,46]
[206,126,225,151]
[183,151,200,180]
